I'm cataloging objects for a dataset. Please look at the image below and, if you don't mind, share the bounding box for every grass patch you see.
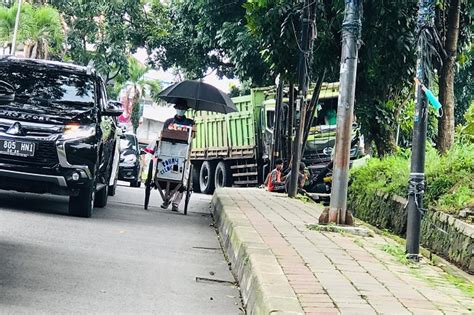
[381,244,410,265]
[381,243,474,299]
[296,194,313,204]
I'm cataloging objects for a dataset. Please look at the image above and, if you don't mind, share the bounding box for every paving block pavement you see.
[211,188,473,315]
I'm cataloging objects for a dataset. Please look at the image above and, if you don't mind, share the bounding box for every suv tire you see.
[199,161,216,194]
[69,182,95,218]
[109,175,118,196]
[130,180,141,188]
[215,161,232,189]
[95,184,109,208]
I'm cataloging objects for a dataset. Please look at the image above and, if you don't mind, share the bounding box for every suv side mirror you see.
[0,80,15,103]
[103,101,123,117]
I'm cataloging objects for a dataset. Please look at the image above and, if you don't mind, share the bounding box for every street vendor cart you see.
[144,127,194,214]
[143,80,237,214]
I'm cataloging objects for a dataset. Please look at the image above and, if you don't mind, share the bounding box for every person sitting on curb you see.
[267,159,286,193]
[285,162,308,194]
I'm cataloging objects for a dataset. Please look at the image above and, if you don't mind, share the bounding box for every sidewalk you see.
[212,188,473,315]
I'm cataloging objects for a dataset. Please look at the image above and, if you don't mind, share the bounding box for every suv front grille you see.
[0,141,59,167]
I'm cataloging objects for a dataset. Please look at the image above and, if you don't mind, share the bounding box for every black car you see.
[119,133,142,187]
[0,57,121,217]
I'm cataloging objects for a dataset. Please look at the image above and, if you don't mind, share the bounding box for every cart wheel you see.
[144,160,154,210]
[184,165,193,215]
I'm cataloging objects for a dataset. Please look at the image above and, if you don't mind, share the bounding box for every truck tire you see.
[95,184,109,208]
[215,161,233,189]
[199,161,216,194]
[69,182,95,218]
[192,163,201,193]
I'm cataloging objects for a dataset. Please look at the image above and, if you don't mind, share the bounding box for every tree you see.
[49,0,148,82]
[0,3,63,58]
[143,0,272,85]
[454,46,473,125]
[116,57,161,133]
[21,4,64,59]
[436,0,472,153]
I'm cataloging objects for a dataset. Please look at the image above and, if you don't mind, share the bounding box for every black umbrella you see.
[158,80,238,114]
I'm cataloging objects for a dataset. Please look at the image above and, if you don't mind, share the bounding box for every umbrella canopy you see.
[158,80,237,114]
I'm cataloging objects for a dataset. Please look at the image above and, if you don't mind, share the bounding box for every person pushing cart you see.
[144,80,237,214]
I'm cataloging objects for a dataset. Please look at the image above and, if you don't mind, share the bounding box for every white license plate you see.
[0,139,36,157]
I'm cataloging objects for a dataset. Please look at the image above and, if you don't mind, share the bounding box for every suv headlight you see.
[62,124,96,140]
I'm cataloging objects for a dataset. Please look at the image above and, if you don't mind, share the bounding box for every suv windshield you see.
[121,135,137,151]
[0,64,95,106]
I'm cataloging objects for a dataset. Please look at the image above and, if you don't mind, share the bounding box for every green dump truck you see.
[190,83,363,194]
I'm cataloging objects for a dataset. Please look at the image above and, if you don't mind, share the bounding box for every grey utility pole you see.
[328,0,362,225]
[288,0,317,197]
[11,0,22,55]
[406,0,435,261]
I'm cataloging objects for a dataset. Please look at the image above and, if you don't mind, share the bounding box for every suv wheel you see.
[69,182,95,218]
[109,175,118,196]
[130,180,141,188]
[95,184,109,208]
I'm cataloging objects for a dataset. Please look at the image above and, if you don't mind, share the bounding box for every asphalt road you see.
[0,184,242,314]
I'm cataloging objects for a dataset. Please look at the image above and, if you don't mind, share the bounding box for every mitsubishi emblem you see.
[6,122,25,136]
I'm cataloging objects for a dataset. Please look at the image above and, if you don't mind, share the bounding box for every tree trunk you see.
[437,0,460,154]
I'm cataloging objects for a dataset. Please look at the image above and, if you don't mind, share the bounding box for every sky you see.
[133,48,239,93]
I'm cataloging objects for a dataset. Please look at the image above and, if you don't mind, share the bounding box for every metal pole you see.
[288,0,316,197]
[406,0,434,261]
[287,82,295,162]
[11,0,22,56]
[329,0,362,225]
[303,71,326,151]
[272,81,284,165]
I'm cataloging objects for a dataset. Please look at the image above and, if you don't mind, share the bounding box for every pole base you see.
[318,207,354,226]
[406,253,421,262]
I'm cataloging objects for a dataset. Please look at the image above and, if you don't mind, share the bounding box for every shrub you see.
[349,144,474,215]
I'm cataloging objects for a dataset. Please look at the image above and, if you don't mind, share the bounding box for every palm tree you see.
[0,4,19,54]
[21,4,63,59]
[117,57,162,132]
[0,3,63,58]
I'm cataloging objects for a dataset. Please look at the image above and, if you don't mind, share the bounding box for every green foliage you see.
[131,103,143,134]
[0,3,63,58]
[22,4,64,59]
[50,0,147,82]
[142,0,271,85]
[458,101,474,143]
[454,46,474,125]
[397,99,439,148]
[350,143,474,214]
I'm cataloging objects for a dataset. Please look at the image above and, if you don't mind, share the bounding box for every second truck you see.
[190,83,364,194]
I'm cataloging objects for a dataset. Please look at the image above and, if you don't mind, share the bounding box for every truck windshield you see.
[0,65,95,106]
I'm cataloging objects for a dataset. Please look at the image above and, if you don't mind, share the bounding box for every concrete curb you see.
[211,190,304,315]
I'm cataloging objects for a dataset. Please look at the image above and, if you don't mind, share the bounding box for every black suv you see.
[0,57,121,217]
[119,133,142,187]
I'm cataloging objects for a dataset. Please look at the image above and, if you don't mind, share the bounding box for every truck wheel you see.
[199,161,216,194]
[95,184,109,208]
[69,182,95,218]
[215,161,232,189]
[192,163,201,193]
